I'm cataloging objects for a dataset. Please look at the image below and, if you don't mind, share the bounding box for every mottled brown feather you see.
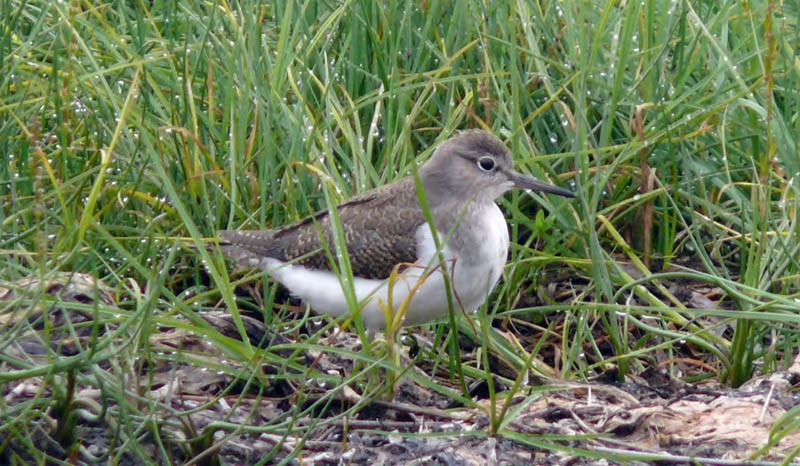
[219,177,427,280]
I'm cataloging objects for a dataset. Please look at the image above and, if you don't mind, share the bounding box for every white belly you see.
[264,204,510,330]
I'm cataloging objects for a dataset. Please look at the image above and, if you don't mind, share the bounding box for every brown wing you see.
[219,177,425,280]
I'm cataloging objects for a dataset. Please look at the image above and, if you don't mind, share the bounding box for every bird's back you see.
[219,177,427,280]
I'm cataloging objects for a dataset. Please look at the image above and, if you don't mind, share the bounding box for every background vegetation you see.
[1,0,798,463]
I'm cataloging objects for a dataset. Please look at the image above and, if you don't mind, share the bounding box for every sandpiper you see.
[219,129,574,330]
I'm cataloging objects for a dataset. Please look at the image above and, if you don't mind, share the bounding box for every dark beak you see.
[510,171,575,198]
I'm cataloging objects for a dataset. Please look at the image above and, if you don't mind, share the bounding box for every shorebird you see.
[219,129,574,330]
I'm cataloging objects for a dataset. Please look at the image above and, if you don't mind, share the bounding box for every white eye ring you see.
[477,156,496,172]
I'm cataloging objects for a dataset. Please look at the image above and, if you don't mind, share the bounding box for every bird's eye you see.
[477,156,496,172]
